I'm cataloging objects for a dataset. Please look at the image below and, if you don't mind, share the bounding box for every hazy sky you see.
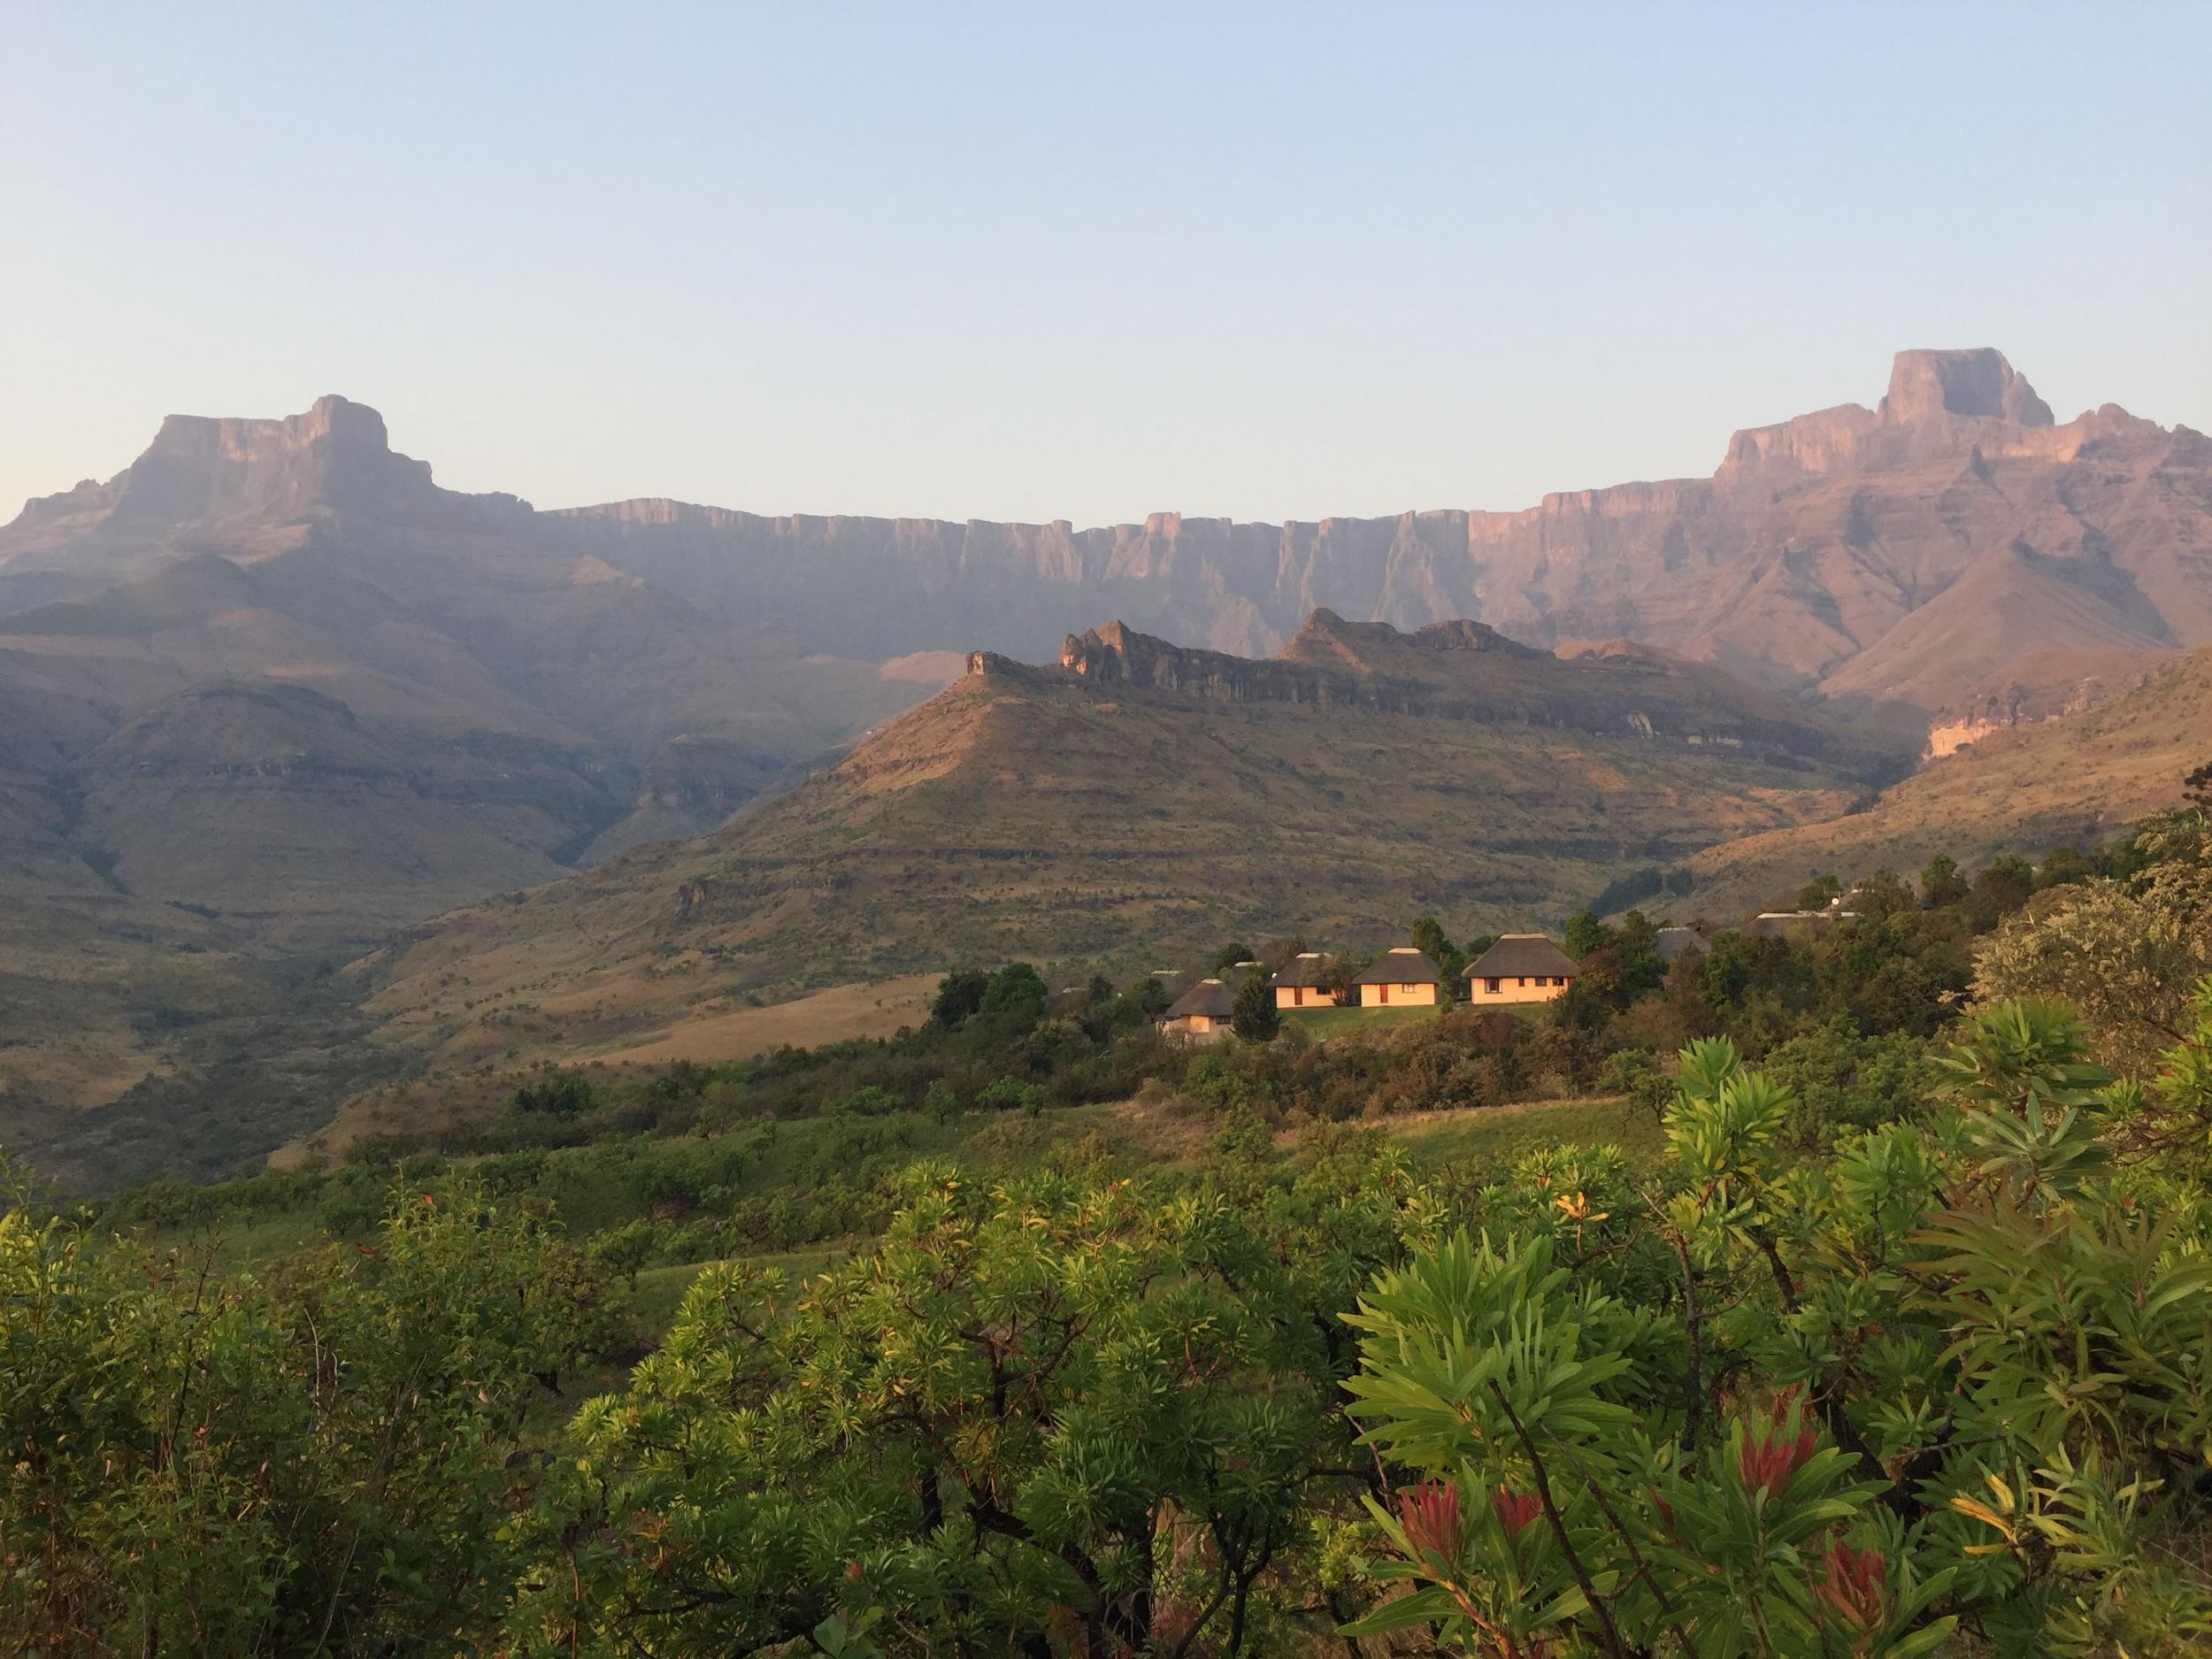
[4,4,2207,526]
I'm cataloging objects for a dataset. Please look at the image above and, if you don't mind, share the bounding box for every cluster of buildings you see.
[1157,933,1587,1041]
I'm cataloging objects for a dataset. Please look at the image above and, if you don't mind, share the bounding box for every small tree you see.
[1123,975,1171,1019]
[1796,872,1844,910]
[1231,965,1281,1041]
[931,969,989,1025]
[1213,941,1255,972]
[1317,956,1359,1006]
[979,961,1048,1018]
[1563,908,1612,960]
[1919,853,1970,908]
[1413,915,1467,990]
[2185,758,2212,809]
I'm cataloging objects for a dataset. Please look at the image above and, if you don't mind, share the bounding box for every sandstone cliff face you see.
[10,349,2202,715]
[1922,644,2175,757]
[525,349,2208,711]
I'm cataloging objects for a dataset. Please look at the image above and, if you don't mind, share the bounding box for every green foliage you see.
[507,1156,1415,1656]
[930,968,988,1025]
[1976,813,2212,1072]
[1798,872,1844,909]
[1232,958,1282,1041]
[1328,1003,2212,1655]
[1596,1044,1672,1119]
[27,818,2212,1654]
[510,1066,596,1115]
[974,1074,1048,1114]
[979,960,1048,1017]
[1563,907,1612,961]
[0,1178,621,1655]
[1921,852,1970,907]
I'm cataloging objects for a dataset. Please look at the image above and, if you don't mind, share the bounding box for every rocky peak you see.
[1716,347,2069,484]
[6,396,533,541]
[1059,620,1180,680]
[1283,609,1540,671]
[106,393,443,525]
[1879,348,2054,428]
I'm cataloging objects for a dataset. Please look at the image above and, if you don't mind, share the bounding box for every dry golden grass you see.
[273,975,941,1166]
[576,973,939,1064]
[360,665,1873,1066]
[1685,647,2212,914]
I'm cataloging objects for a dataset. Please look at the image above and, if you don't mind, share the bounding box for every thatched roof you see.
[1164,978,1235,1020]
[1353,947,1441,986]
[1653,926,1706,964]
[1464,934,1579,980]
[1270,952,1330,988]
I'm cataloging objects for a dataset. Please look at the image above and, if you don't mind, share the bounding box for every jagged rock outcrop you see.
[1014,609,1909,773]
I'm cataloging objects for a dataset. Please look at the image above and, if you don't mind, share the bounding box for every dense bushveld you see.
[5,812,2212,1655]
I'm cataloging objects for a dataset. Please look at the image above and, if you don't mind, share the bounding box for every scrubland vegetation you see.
[6,810,2212,1655]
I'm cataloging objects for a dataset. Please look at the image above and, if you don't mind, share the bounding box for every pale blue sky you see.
[4,4,2207,526]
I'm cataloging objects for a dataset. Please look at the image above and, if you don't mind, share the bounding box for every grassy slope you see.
[273,973,942,1168]
[360,668,1865,1072]
[1681,646,2212,915]
[133,1091,1650,1331]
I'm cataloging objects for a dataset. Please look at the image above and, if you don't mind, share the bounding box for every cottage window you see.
[1485,978,1501,995]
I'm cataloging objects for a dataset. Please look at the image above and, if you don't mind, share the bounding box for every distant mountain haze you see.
[6,348,2208,718]
[2,345,2207,1187]
[0,397,964,1185]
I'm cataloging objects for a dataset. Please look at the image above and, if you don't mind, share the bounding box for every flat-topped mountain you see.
[354,612,1904,1076]
[0,401,961,1185]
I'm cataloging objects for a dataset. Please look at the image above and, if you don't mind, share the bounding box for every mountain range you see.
[3,346,2207,1186]
[533,347,2212,714]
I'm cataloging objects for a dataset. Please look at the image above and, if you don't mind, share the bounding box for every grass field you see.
[1283,1003,1442,1039]
[274,975,945,1168]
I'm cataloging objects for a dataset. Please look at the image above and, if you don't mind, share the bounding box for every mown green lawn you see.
[1282,1003,1441,1039]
